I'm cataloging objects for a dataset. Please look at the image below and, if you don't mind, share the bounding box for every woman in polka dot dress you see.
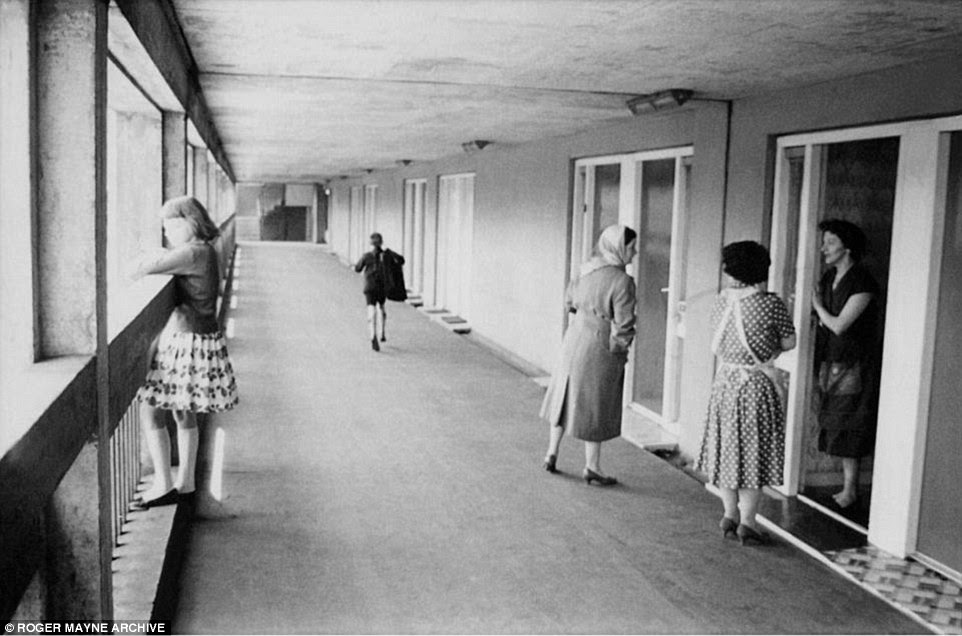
[696,241,796,545]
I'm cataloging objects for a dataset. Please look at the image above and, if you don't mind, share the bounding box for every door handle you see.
[660,287,670,293]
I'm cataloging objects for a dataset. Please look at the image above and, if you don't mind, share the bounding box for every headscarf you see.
[580,224,635,277]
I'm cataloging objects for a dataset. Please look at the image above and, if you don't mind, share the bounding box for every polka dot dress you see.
[696,291,796,489]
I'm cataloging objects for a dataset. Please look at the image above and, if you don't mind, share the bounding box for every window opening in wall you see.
[106,58,163,335]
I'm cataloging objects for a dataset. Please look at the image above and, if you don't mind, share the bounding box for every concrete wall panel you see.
[725,54,962,245]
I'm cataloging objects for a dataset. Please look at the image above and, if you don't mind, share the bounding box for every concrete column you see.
[46,444,103,618]
[192,146,209,208]
[36,0,112,619]
[162,111,187,201]
[677,102,731,458]
[37,0,106,358]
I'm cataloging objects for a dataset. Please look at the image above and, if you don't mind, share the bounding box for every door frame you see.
[402,178,427,294]
[571,146,694,438]
[437,172,475,317]
[769,114,961,558]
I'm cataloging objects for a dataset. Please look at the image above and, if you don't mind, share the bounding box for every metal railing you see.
[109,399,143,546]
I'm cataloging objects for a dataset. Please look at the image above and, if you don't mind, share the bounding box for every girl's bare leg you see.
[172,410,199,494]
[140,403,173,500]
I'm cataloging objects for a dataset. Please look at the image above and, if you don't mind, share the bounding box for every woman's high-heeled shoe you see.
[544,454,558,474]
[736,524,771,546]
[719,516,739,539]
[583,468,617,486]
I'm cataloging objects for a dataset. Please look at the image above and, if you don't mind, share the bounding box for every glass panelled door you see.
[403,179,426,294]
[437,173,475,318]
[571,147,693,437]
[624,150,692,433]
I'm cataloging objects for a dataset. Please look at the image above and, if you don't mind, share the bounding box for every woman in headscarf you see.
[540,224,638,486]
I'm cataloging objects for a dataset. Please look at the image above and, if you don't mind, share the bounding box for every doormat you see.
[827,545,962,634]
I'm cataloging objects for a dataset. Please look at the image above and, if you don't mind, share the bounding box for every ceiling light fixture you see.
[461,140,492,153]
[396,159,413,167]
[626,89,694,116]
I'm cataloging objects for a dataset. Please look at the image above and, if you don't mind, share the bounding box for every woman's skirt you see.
[817,360,879,458]
[696,365,785,489]
[137,331,238,413]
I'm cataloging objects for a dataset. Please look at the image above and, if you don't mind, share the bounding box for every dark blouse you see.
[817,264,880,364]
[142,242,220,334]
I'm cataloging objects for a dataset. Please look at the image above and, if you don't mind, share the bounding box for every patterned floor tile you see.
[825,545,962,635]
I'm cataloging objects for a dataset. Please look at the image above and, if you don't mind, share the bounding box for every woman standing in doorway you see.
[133,196,239,508]
[541,224,637,486]
[812,219,880,510]
[697,241,796,545]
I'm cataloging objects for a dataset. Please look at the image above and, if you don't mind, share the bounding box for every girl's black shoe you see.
[131,489,178,511]
[371,337,380,352]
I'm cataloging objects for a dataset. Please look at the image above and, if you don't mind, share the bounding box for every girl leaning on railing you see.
[131,196,239,508]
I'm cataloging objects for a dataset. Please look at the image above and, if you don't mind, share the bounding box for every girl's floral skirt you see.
[137,331,238,413]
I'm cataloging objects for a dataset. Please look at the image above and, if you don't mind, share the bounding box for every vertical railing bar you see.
[126,409,133,521]
[111,432,119,546]
[121,412,128,531]
[120,411,127,538]
[133,407,139,494]
[118,414,125,540]
[120,407,130,532]
[136,407,142,491]
[129,408,136,509]
[124,410,134,516]
[116,430,122,545]
[109,434,114,546]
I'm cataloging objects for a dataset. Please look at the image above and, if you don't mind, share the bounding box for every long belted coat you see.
[539,266,637,442]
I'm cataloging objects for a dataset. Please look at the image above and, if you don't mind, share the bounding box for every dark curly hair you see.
[818,219,867,262]
[722,241,771,285]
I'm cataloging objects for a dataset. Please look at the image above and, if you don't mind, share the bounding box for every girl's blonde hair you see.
[161,196,220,241]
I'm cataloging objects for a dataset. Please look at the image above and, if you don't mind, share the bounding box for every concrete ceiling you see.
[171,0,962,183]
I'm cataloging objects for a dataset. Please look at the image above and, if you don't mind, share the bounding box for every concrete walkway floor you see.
[174,242,922,635]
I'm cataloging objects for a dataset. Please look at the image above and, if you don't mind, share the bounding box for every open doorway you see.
[770,133,899,536]
[801,138,896,528]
